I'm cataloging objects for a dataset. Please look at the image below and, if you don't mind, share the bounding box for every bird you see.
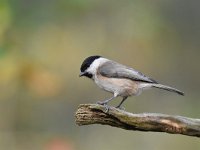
[79,55,184,109]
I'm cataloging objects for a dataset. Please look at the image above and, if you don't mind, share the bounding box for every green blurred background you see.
[0,0,200,150]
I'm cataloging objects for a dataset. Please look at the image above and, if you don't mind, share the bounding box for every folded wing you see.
[99,61,158,83]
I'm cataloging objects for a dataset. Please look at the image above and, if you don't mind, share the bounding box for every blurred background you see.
[0,0,200,149]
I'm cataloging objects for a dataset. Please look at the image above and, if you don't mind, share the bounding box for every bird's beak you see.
[79,72,85,77]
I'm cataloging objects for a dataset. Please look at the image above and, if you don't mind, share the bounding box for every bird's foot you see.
[96,101,110,113]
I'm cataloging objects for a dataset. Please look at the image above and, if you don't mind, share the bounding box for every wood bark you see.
[75,104,200,138]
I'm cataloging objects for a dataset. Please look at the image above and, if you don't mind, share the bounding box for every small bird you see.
[79,55,184,109]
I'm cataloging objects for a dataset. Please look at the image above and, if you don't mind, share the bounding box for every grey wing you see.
[99,61,158,83]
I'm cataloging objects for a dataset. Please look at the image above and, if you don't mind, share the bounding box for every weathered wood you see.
[75,104,200,138]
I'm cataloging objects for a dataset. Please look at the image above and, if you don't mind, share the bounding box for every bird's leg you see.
[97,96,116,105]
[97,96,116,112]
[116,97,128,109]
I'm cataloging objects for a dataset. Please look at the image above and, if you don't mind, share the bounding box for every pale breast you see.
[95,74,140,97]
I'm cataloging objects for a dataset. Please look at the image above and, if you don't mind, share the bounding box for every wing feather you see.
[99,61,158,83]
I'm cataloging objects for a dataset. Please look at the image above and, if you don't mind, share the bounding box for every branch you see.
[75,104,200,138]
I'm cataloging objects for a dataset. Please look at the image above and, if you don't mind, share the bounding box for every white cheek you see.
[87,58,108,74]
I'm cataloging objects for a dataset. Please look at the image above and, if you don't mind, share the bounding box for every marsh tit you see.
[79,55,184,109]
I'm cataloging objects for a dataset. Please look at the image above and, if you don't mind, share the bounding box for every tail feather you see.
[152,84,184,96]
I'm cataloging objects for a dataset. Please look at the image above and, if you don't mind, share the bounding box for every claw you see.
[96,96,117,113]
[97,101,110,113]
[104,105,109,113]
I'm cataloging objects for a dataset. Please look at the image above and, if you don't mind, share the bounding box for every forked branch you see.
[75,104,200,138]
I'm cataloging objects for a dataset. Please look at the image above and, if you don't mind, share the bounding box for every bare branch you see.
[75,104,200,138]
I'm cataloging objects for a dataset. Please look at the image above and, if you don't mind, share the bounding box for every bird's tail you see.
[151,84,184,96]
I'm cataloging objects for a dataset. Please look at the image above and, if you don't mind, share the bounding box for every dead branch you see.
[75,104,200,138]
